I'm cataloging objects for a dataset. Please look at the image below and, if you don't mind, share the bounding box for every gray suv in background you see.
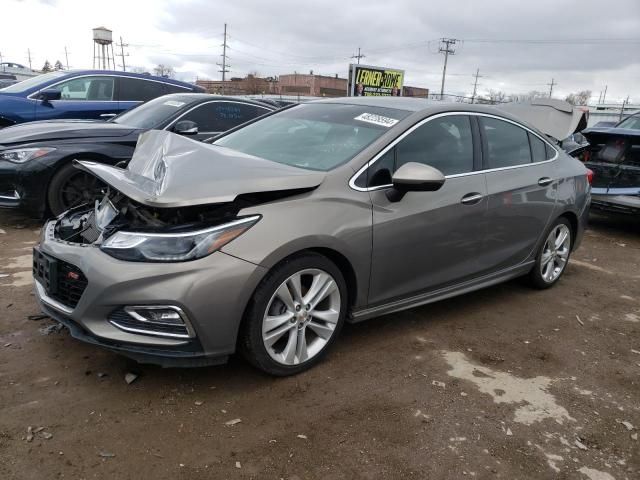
[33,97,591,375]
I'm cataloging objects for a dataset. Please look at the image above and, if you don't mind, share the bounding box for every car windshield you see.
[0,71,68,93]
[111,95,198,129]
[617,115,640,130]
[214,103,411,171]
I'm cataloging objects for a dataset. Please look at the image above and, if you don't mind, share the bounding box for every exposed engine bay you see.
[54,187,307,246]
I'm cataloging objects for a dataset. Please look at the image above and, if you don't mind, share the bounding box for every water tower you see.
[93,27,115,70]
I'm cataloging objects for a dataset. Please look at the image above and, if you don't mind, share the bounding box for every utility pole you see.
[116,36,129,72]
[438,38,458,100]
[351,47,365,65]
[597,91,602,104]
[619,95,630,121]
[217,23,230,93]
[27,48,32,70]
[471,68,482,104]
[602,85,608,104]
[547,78,557,98]
[64,46,70,70]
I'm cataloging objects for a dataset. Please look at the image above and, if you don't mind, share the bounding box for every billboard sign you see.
[348,64,405,96]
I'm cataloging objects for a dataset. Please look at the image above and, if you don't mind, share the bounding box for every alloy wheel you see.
[262,268,341,366]
[59,171,106,211]
[540,224,571,283]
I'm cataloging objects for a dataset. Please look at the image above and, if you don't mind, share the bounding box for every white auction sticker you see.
[354,113,399,128]
[163,100,185,107]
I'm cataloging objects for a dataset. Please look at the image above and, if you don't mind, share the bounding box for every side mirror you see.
[173,120,198,135]
[386,162,445,202]
[37,89,61,102]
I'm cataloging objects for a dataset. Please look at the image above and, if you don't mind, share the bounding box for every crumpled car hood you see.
[74,130,326,208]
[496,99,588,141]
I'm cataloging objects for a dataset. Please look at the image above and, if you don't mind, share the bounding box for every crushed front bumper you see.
[34,221,267,367]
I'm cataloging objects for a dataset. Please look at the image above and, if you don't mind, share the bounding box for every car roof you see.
[61,70,200,88]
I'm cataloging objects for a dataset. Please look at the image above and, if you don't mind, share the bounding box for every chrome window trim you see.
[165,100,272,134]
[349,111,559,192]
[27,74,192,101]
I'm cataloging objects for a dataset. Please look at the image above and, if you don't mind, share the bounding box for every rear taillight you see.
[586,168,594,185]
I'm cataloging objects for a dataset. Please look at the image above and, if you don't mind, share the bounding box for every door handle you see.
[538,177,553,186]
[461,192,484,205]
[100,113,117,119]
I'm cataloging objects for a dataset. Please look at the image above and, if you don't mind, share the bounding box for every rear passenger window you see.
[211,102,271,131]
[119,78,167,102]
[529,133,547,163]
[481,117,531,168]
[396,115,474,176]
[545,143,557,160]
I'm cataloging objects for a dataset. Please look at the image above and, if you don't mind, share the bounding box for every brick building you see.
[196,72,428,99]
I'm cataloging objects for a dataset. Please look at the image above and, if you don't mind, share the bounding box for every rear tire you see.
[528,217,573,289]
[47,162,107,216]
[239,252,348,376]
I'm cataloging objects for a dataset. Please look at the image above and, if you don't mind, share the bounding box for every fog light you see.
[130,308,183,325]
[108,305,196,339]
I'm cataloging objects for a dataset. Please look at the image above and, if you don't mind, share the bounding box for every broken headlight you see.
[100,215,260,262]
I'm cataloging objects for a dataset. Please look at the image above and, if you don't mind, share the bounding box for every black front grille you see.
[55,261,88,308]
[109,309,190,338]
[33,249,88,309]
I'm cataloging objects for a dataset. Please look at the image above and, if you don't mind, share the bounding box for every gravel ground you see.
[0,210,638,480]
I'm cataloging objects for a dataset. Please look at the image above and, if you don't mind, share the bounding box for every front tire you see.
[47,162,107,216]
[528,217,572,289]
[240,252,348,376]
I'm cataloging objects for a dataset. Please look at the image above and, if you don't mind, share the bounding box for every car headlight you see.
[0,147,56,163]
[100,215,260,262]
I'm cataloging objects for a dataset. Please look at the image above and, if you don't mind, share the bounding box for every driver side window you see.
[55,76,114,101]
[357,115,474,188]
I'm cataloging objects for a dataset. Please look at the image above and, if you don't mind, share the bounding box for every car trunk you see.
[579,129,640,193]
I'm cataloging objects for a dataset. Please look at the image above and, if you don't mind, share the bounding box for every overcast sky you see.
[1,0,639,103]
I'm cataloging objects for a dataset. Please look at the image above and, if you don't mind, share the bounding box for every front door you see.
[366,114,490,306]
[35,76,119,121]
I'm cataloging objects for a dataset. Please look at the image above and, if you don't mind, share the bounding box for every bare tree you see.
[54,60,64,71]
[565,90,592,106]
[477,89,508,105]
[153,64,175,78]
[511,90,548,103]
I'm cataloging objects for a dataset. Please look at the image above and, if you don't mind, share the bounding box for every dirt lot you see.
[0,210,638,480]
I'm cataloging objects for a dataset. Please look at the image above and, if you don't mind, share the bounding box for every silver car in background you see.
[33,97,591,375]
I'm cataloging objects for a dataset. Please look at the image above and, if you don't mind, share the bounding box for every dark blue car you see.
[0,70,205,128]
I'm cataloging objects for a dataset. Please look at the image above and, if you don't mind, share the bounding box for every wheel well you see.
[558,211,578,247]
[307,247,359,308]
[45,152,113,210]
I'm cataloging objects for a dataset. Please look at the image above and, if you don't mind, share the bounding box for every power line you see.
[438,38,458,100]
[116,36,129,72]
[471,68,482,104]
[216,23,230,89]
[547,77,557,98]
[351,47,365,64]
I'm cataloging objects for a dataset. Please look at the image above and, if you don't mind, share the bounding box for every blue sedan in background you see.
[0,70,205,128]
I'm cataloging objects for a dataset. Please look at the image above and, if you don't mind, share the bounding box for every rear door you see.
[480,115,558,270]
[35,75,118,120]
[366,114,490,305]
[116,77,182,114]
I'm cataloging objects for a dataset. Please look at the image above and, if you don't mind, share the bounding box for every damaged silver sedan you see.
[33,98,591,375]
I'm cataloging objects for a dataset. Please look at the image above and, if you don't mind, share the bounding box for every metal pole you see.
[471,68,480,104]
[27,49,32,70]
[64,46,69,69]
[602,85,608,104]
